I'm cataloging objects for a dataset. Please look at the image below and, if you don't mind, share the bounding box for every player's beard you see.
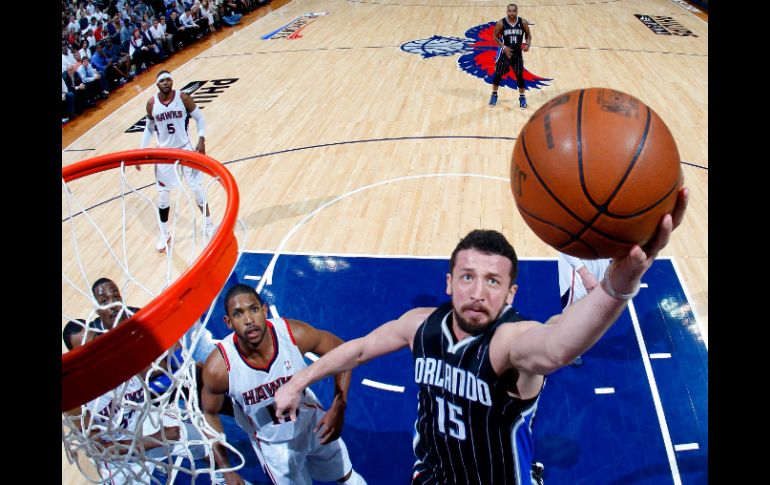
[452,302,504,336]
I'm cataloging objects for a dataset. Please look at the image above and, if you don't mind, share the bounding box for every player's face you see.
[93,281,127,330]
[446,249,518,336]
[224,292,269,347]
[157,77,173,93]
[507,5,518,19]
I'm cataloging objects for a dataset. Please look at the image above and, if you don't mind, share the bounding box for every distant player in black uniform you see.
[273,188,688,484]
[489,4,532,110]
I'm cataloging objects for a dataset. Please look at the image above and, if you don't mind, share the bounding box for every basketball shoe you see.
[489,92,498,107]
[519,95,527,110]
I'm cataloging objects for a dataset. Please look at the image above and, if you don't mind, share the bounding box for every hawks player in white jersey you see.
[63,320,209,485]
[201,284,366,485]
[139,70,214,252]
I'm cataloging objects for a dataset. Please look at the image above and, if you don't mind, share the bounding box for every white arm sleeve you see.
[140,117,155,148]
[189,107,206,139]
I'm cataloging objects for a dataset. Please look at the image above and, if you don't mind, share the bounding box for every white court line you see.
[167,455,184,484]
[269,305,280,317]
[594,387,615,394]
[629,300,682,485]
[62,0,300,153]
[244,274,262,280]
[304,352,319,362]
[254,173,509,294]
[650,353,672,359]
[674,443,700,452]
[670,258,708,350]
[362,379,405,393]
[640,283,649,288]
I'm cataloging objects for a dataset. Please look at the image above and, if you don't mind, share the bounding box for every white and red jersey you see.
[217,317,322,443]
[85,375,145,442]
[151,90,193,150]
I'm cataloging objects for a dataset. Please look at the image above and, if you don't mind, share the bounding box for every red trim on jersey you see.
[283,317,297,345]
[217,342,230,372]
[234,321,279,372]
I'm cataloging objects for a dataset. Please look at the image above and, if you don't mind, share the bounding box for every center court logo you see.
[125,78,239,133]
[400,22,552,91]
[261,12,330,40]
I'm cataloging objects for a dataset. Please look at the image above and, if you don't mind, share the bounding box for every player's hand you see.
[608,187,688,294]
[273,381,302,422]
[522,43,529,52]
[504,46,512,58]
[314,398,346,444]
[196,139,206,155]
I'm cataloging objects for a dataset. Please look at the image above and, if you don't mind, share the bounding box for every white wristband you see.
[600,269,639,301]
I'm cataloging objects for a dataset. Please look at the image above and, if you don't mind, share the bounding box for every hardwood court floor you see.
[62,0,707,482]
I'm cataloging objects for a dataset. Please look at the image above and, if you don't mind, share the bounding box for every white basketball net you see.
[62,159,247,484]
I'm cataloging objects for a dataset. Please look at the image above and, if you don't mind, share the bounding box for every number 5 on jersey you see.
[154,123,176,135]
[435,396,466,440]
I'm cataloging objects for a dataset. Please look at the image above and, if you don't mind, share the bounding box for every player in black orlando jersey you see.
[489,4,532,110]
[274,188,687,485]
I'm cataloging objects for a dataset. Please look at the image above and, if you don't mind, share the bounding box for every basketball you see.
[510,88,683,259]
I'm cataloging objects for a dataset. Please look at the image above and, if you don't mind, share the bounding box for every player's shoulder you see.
[202,342,230,389]
[493,316,541,339]
[283,318,315,338]
[402,306,436,324]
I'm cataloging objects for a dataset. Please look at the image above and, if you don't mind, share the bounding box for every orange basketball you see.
[510,88,683,259]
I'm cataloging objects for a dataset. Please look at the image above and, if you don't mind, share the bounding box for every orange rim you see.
[62,149,239,411]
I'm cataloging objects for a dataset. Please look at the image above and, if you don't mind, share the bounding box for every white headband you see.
[156,72,173,82]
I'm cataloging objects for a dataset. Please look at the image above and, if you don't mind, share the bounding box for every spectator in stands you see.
[150,16,175,54]
[67,15,80,34]
[104,37,134,82]
[78,57,110,100]
[140,21,167,60]
[107,16,121,44]
[63,64,88,114]
[120,18,134,49]
[91,42,124,90]
[200,0,218,32]
[137,0,156,20]
[62,43,78,73]
[129,27,153,73]
[167,10,191,48]
[78,39,92,61]
[180,6,203,40]
[94,20,105,42]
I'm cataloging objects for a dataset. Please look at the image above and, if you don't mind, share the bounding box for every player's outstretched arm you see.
[288,319,351,444]
[502,188,689,375]
[274,307,432,422]
[201,349,246,485]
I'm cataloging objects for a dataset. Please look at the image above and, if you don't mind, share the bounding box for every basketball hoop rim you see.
[62,148,240,411]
